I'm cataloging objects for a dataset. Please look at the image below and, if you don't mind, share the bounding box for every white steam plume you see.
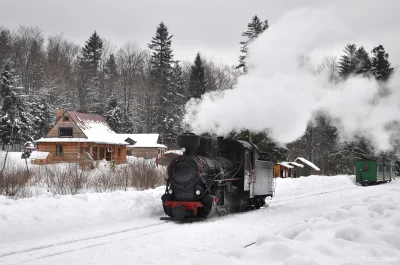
[183,6,400,152]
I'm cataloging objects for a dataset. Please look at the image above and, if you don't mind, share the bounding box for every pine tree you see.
[0,67,33,149]
[338,44,372,78]
[102,54,119,104]
[29,97,51,140]
[236,15,269,73]
[354,46,371,76]
[104,95,123,133]
[371,45,394,81]
[78,31,103,112]
[0,29,11,70]
[337,44,358,78]
[148,22,175,141]
[188,53,207,99]
[164,61,185,144]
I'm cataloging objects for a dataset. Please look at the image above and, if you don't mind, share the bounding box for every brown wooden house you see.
[36,110,127,164]
[118,134,167,159]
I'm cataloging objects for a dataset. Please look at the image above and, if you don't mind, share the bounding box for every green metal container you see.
[355,160,394,185]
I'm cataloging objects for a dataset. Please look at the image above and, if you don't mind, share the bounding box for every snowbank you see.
[0,186,165,244]
[204,180,400,265]
[274,175,356,199]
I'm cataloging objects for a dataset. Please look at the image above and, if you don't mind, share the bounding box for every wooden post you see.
[1,151,8,184]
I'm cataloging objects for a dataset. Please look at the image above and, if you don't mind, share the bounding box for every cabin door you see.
[99,147,105,160]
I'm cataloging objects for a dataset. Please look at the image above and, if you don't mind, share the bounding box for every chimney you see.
[56,109,64,120]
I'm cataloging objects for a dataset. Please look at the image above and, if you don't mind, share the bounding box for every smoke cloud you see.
[182,5,400,152]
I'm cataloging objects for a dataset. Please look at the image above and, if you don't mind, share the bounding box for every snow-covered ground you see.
[206,181,400,265]
[1,175,399,265]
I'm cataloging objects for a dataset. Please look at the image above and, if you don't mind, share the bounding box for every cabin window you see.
[56,145,63,156]
[59,127,73,137]
[118,148,121,156]
[363,163,369,171]
[127,150,132,156]
[63,116,69,121]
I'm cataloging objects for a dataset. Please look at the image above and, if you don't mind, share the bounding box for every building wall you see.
[38,142,127,164]
[128,147,165,159]
[46,112,86,138]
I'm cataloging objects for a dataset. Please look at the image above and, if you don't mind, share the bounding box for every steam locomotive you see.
[161,133,275,221]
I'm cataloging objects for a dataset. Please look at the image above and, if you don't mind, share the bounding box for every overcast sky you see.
[1,0,399,66]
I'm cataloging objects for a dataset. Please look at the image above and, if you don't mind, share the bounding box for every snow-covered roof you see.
[118,134,167,148]
[29,151,51,159]
[37,111,127,145]
[294,157,320,171]
[288,162,304,168]
[165,150,183,155]
[278,162,294,169]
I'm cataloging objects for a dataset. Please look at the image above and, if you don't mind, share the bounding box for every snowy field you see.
[1,173,399,265]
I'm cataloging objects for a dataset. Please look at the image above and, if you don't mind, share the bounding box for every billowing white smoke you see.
[183,7,400,152]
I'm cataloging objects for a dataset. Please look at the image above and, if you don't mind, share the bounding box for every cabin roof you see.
[37,110,127,145]
[117,134,167,148]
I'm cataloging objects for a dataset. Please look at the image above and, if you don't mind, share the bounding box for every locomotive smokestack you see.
[177,133,200,156]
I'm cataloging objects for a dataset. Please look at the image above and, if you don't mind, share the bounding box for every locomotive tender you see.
[161,132,275,221]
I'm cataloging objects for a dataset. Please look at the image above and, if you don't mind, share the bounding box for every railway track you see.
[0,221,175,264]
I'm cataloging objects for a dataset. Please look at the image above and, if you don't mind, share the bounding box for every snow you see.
[118,133,167,148]
[36,111,127,145]
[0,186,165,244]
[165,150,183,155]
[204,180,400,265]
[295,157,321,171]
[1,172,399,265]
[28,151,50,159]
[289,161,304,168]
[278,162,294,169]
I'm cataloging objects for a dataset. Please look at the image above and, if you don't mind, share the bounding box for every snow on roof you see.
[278,162,294,169]
[118,134,167,148]
[29,151,50,159]
[288,162,304,168]
[165,150,183,155]
[37,111,127,145]
[294,157,320,171]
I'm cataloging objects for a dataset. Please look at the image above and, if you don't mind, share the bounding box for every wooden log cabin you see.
[36,110,128,164]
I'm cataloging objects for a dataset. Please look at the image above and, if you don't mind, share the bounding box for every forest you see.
[0,15,397,175]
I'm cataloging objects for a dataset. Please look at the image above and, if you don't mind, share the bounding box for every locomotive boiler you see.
[161,132,275,221]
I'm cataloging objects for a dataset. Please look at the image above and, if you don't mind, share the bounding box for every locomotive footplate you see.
[163,201,204,220]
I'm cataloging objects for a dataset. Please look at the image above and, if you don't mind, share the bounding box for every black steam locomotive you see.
[161,133,275,221]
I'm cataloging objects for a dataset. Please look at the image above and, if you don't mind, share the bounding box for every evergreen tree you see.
[337,44,358,78]
[338,44,372,78]
[148,22,175,142]
[0,29,11,70]
[236,15,268,73]
[354,46,371,76]
[104,95,123,133]
[78,31,103,112]
[102,53,120,104]
[29,98,51,140]
[371,45,394,81]
[188,53,207,99]
[164,61,185,143]
[0,67,33,149]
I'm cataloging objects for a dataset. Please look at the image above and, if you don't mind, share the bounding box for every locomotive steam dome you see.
[177,132,200,156]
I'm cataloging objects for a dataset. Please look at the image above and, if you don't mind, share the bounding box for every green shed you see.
[355,159,395,185]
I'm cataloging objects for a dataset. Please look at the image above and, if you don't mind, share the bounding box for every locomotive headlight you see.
[168,189,173,194]
[181,147,186,153]
[195,190,201,195]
